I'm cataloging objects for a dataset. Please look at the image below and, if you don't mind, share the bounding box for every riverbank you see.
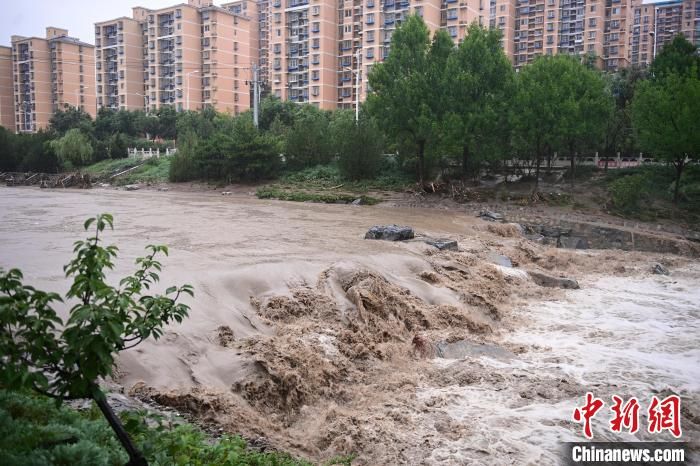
[0,187,697,464]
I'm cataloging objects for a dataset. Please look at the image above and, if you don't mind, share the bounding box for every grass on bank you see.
[0,389,340,466]
[255,165,410,204]
[81,157,171,186]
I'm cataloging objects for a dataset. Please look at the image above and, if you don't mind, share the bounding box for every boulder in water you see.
[365,225,415,241]
[424,238,458,251]
[528,270,580,289]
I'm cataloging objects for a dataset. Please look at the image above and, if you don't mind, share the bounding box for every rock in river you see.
[365,225,415,241]
[528,270,580,289]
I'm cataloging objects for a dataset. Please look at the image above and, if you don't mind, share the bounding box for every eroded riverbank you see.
[0,186,697,464]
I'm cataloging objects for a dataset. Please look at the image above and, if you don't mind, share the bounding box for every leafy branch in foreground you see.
[0,213,193,466]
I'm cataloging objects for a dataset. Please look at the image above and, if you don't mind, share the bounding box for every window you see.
[415,6,423,16]
[367,13,375,24]
[448,26,457,37]
[588,31,596,39]
[274,13,281,23]
[312,38,320,48]
[548,11,554,18]
[312,22,320,32]
[345,9,352,17]
[274,44,281,54]
[367,48,374,58]
[312,70,319,80]
[589,18,596,27]
[312,6,320,15]
[447,8,457,19]
[612,7,620,15]
[590,5,596,12]
[273,58,281,69]
[312,86,319,96]
[367,31,375,42]
[312,54,319,64]
[175,9,181,18]
[367,0,374,7]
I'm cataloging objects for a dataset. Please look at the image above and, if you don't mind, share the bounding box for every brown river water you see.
[0,186,698,464]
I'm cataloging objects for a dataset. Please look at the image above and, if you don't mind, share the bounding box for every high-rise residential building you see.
[10,27,95,133]
[95,0,252,114]
[223,0,270,89]
[630,0,657,66]
[358,0,442,104]
[0,46,14,131]
[95,17,145,111]
[267,0,339,108]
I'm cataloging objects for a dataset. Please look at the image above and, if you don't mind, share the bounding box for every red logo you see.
[573,394,682,439]
[648,395,682,438]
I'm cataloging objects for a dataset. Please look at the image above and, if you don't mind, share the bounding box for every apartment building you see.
[680,0,700,45]
[630,0,656,65]
[0,46,14,131]
[223,0,270,88]
[266,0,337,108]
[95,17,145,110]
[9,27,95,133]
[357,0,442,104]
[96,0,251,113]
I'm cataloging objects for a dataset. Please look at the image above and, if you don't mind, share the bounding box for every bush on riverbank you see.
[604,165,700,221]
[0,389,315,466]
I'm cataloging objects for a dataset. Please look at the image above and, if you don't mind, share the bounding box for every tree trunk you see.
[570,147,576,190]
[92,386,148,466]
[673,159,685,204]
[462,144,469,179]
[534,154,541,193]
[417,140,426,186]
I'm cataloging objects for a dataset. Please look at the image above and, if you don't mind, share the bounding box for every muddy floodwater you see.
[1,186,698,465]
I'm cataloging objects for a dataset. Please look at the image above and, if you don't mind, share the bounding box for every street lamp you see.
[185,70,200,111]
[135,92,148,113]
[342,49,362,123]
[75,85,89,111]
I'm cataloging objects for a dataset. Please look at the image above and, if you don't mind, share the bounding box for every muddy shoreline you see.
[0,186,698,464]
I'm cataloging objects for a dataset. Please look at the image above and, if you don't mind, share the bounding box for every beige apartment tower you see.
[10,27,95,133]
[96,0,252,113]
[95,17,145,110]
[0,46,14,131]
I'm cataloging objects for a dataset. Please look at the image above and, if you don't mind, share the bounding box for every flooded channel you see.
[0,186,697,464]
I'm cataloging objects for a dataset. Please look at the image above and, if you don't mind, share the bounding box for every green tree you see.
[444,24,515,178]
[0,214,193,465]
[259,96,299,132]
[50,128,94,168]
[650,34,700,79]
[0,126,19,171]
[331,111,385,180]
[48,107,93,137]
[283,105,332,171]
[367,14,445,184]
[631,72,700,203]
[511,55,612,190]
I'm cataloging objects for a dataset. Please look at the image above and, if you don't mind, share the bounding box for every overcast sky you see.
[0,0,186,46]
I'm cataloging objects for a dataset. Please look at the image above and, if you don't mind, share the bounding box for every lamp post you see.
[185,70,200,111]
[75,85,89,111]
[342,48,362,123]
[135,93,148,113]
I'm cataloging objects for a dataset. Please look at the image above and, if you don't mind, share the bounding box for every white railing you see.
[127,147,177,159]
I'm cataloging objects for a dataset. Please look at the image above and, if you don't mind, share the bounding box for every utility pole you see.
[252,62,260,128]
[355,49,361,124]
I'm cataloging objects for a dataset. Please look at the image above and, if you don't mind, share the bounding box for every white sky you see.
[0,0,191,46]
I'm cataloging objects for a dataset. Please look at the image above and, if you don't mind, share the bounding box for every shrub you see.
[609,173,647,211]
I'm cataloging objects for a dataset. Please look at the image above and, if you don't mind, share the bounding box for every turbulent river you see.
[1,186,697,465]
